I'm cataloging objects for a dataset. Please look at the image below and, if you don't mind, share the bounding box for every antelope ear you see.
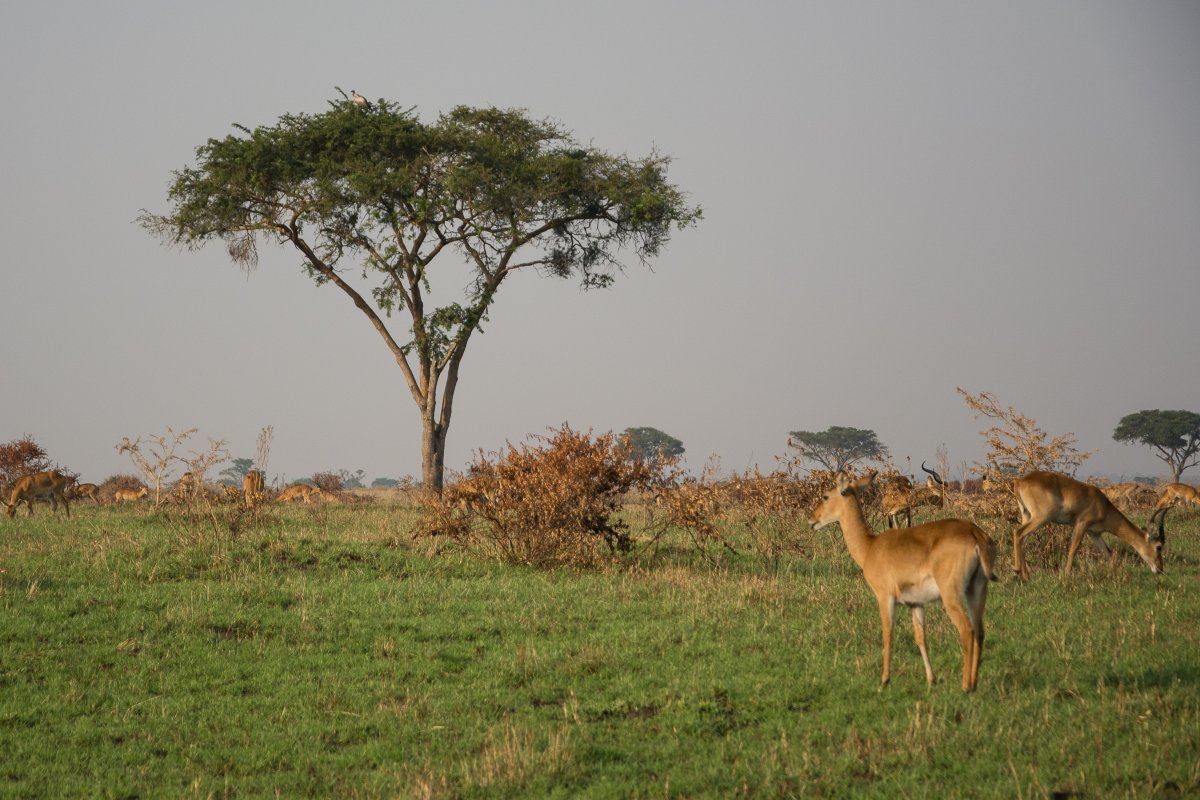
[854,471,877,491]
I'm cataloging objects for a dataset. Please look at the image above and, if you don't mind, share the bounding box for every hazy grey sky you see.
[2,2,1198,485]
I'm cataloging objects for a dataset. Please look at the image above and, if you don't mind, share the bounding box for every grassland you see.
[1,501,1197,798]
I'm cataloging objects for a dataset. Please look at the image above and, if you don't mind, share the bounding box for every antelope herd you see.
[5,472,338,514]
[4,460,1195,693]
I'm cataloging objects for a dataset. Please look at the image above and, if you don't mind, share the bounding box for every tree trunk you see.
[421,415,446,493]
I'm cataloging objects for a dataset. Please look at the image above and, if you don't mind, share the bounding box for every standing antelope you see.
[882,462,945,528]
[243,470,266,508]
[809,471,997,692]
[6,471,71,519]
[1152,483,1200,514]
[1011,471,1165,579]
[114,486,149,504]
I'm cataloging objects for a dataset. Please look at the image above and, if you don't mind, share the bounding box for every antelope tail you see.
[972,526,999,582]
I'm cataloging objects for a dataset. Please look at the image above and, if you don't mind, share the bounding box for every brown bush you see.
[418,425,665,568]
[311,472,344,493]
[714,463,840,562]
[0,434,76,493]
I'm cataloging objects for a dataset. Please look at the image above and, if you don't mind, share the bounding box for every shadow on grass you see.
[1105,663,1200,689]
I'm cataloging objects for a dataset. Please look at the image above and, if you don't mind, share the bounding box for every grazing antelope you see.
[72,482,101,504]
[277,483,323,504]
[114,486,149,504]
[809,471,997,692]
[243,470,266,508]
[1152,483,1200,514]
[1011,471,1165,579]
[6,471,71,519]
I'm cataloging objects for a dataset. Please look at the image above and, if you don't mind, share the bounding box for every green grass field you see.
[1,502,1197,798]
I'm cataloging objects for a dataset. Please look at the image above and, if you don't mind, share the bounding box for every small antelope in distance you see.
[1101,482,1140,506]
[277,483,323,504]
[6,471,71,519]
[114,486,149,504]
[882,462,945,528]
[72,482,101,504]
[809,471,997,692]
[243,470,265,508]
[1011,471,1165,580]
[1152,483,1200,514]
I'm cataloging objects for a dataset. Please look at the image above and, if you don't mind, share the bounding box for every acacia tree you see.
[141,93,700,491]
[620,427,685,465]
[1113,409,1200,482]
[787,426,888,472]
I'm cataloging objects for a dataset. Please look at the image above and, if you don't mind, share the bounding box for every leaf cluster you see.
[141,97,701,366]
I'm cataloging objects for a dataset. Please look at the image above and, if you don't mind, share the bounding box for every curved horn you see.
[1150,506,1168,544]
[920,460,945,486]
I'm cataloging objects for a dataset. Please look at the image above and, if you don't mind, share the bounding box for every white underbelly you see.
[898,576,941,606]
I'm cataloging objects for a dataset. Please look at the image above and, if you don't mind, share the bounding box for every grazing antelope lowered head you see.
[809,471,997,692]
[1011,471,1165,580]
[1152,483,1200,514]
[277,483,324,504]
[71,482,100,503]
[7,471,71,519]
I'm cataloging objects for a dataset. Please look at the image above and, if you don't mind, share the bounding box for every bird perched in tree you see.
[351,90,373,111]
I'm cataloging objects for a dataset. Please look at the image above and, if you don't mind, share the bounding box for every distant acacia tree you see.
[371,477,401,488]
[219,457,255,485]
[140,93,699,491]
[787,426,888,472]
[620,427,685,464]
[1113,409,1200,482]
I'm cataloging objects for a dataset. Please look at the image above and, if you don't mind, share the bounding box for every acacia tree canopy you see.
[1113,409,1200,482]
[141,93,700,490]
[620,427,685,464]
[787,426,889,472]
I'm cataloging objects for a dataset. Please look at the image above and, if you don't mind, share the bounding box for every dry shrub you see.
[718,462,841,562]
[311,472,344,493]
[642,458,847,565]
[655,466,731,557]
[0,435,76,493]
[418,425,663,568]
[957,387,1094,485]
